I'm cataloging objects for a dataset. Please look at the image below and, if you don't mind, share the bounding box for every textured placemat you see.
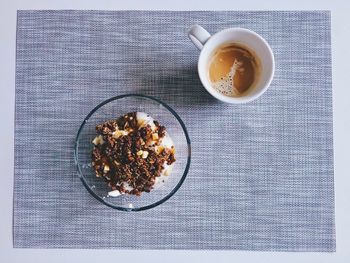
[14,10,335,251]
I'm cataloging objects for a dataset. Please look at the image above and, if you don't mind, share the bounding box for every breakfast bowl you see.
[74,94,191,211]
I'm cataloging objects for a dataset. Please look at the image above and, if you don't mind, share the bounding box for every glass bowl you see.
[74,94,191,211]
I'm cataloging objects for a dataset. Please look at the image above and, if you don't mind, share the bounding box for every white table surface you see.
[1,0,349,262]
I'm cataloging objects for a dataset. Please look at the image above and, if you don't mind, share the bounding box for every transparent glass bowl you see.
[74,94,191,211]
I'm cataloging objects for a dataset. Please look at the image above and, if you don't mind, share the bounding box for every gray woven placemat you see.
[14,10,335,251]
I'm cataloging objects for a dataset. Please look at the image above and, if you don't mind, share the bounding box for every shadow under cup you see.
[198,28,275,104]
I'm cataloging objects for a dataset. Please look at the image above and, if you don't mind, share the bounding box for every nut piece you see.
[92,135,104,145]
[152,133,159,140]
[103,164,110,173]
[136,150,143,156]
[137,119,145,127]
[155,146,164,155]
[142,151,149,159]
[112,130,128,139]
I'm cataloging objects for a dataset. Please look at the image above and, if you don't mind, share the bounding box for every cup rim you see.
[198,27,275,104]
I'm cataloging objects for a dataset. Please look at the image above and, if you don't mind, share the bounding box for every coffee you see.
[208,43,260,97]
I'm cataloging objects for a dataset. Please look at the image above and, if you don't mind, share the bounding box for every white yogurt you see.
[136,112,156,130]
[108,189,122,197]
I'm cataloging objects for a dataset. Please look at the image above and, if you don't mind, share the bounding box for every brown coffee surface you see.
[209,43,257,96]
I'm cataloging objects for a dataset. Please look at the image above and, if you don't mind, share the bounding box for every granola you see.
[91,112,176,196]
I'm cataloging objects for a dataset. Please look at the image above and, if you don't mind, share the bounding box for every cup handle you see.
[188,24,211,50]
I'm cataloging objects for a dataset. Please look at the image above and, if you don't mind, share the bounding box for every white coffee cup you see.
[188,25,275,104]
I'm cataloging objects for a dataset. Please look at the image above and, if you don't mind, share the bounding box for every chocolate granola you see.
[91,112,176,196]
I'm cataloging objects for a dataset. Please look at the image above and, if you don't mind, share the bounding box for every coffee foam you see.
[212,59,245,97]
[208,43,260,98]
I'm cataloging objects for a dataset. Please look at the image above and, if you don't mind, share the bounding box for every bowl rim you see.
[74,94,191,212]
